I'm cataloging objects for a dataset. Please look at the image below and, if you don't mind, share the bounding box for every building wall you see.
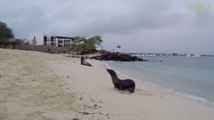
[44,35,72,47]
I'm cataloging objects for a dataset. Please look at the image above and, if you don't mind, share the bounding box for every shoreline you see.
[104,61,214,107]
[1,49,214,120]
[48,57,214,120]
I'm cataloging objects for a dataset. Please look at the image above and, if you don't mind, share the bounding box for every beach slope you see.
[1,49,214,120]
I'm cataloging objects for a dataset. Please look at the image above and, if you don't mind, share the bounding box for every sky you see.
[0,0,214,54]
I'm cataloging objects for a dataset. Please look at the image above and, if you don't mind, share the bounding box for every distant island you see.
[128,53,214,57]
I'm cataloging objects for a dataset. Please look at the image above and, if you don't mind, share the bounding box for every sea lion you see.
[106,69,135,93]
[81,57,92,66]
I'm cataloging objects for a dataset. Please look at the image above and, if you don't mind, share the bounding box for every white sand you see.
[1,49,214,120]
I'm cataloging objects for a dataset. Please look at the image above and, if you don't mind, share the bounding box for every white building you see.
[29,33,44,45]
[44,35,73,47]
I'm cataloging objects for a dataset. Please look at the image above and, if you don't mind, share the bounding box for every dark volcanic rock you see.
[91,52,144,62]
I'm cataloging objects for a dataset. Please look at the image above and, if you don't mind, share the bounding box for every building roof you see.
[55,36,73,40]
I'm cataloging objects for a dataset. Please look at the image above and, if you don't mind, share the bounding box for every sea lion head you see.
[106,69,117,76]
[107,69,119,86]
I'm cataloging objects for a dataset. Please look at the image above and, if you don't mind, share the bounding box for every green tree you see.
[70,35,103,53]
[0,21,14,42]
[88,35,102,46]
[14,39,24,44]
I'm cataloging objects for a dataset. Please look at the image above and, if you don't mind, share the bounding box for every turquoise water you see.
[105,56,214,105]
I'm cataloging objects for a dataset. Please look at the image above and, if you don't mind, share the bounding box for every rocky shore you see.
[91,52,145,62]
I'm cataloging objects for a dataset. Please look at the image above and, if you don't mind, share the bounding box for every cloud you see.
[0,0,214,54]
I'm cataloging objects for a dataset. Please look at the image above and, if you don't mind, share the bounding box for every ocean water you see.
[105,56,214,106]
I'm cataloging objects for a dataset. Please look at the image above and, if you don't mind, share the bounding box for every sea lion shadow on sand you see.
[134,89,153,96]
[81,57,92,67]
[112,87,153,96]
[106,69,135,93]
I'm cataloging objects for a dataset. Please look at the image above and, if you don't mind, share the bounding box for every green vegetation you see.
[14,39,24,44]
[70,35,103,53]
[0,21,14,42]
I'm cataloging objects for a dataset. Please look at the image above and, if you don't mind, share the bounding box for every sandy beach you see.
[1,49,214,120]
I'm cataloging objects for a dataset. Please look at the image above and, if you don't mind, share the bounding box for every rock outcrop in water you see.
[91,52,144,62]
